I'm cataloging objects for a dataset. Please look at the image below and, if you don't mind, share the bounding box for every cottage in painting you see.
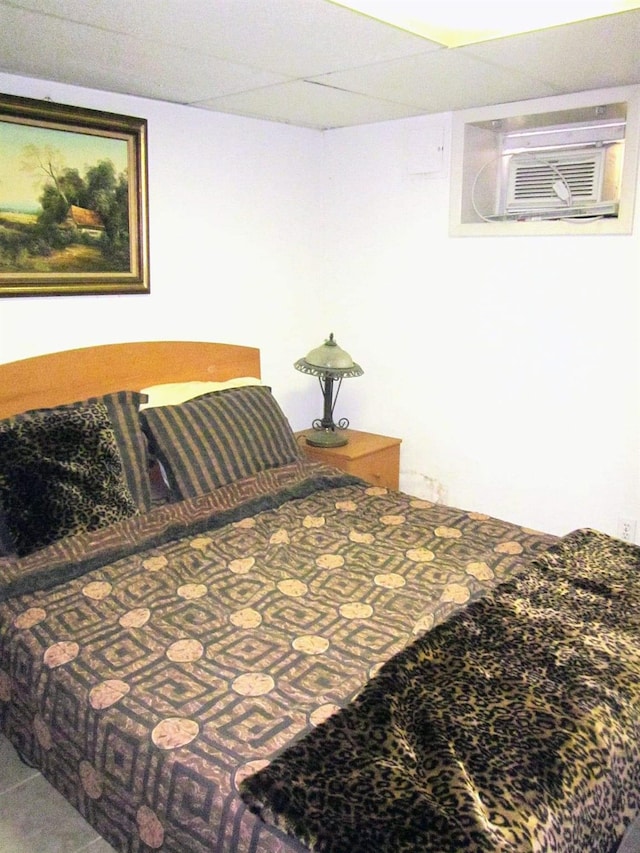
[64,205,105,238]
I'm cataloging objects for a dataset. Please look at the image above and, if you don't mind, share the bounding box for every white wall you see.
[320,111,640,539]
[0,72,325,410]
[1,72,639,542]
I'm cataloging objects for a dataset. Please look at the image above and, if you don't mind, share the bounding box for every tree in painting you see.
[0,142,130,274]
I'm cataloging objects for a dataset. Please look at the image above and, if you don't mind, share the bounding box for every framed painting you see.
[0,93,149,296]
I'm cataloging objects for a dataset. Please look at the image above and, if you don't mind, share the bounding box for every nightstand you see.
[296,429,401,490]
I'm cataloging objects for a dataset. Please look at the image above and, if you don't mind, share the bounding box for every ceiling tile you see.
[196,80,426,129]
[463,11,640,94]
[2,0,439,77]
[308,50,559,114]
[0,4,289,101]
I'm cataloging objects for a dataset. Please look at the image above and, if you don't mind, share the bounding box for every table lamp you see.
[294,333,363,447]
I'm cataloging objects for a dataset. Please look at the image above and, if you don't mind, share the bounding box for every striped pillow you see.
[96,391,153,512]
[140,386,302,500]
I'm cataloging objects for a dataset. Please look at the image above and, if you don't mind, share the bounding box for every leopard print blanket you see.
[240,528,640,852]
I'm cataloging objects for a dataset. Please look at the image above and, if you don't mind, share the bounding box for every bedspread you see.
[0,462,555,852]
[240,528,640,853]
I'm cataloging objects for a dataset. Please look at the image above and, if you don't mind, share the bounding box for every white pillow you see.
[139,377,262,410]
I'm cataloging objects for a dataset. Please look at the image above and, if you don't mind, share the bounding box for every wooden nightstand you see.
[296,429,401,490]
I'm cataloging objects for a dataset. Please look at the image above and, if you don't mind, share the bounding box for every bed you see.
[0,340,638,853]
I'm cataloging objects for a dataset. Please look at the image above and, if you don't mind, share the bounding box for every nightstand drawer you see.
[296,429,401,490]
[344,443,400,489]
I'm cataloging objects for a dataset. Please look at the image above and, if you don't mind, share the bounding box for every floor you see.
[0,733,117,853]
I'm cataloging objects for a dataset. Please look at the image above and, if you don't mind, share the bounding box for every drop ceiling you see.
[0,0,638,130]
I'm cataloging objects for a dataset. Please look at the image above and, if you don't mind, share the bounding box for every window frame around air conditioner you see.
[449,84,640,237]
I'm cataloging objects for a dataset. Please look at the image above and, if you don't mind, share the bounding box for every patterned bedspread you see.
[240,528,640,853]
[0,461,558,852]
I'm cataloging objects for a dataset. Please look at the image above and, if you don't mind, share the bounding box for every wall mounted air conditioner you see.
[450,87,640,236]
[489,146,622,221]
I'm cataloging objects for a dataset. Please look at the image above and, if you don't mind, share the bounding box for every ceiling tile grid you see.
[0,0,638,128]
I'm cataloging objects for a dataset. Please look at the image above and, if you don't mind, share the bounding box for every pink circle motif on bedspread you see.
[495,540,523,554]
[315,554,344,570]
[292,635,330,655]
[229,557,255,574]
[119,607,151,628]
[44,641,79,668]
[435,526,462,539]
[151,717,199,750]
[413,613,435,635]
[380,514,405,526]
[278,578,308,597]
[349,529,375,544]
[82,581,112,599]
[406,547,435,562]
[230,607,262,628]
[79,761,103,799]
[232,672,275,696]
[33,714,52,750]
[89,679,130,710]
[270,528,290,544]
[13,607,47,629]
[441,583,471,604]
[143,555,168,571]
[310,703,340,726]
[339,602,373,619]
[166,639,204,662]
[336,500,357,511]
[466,561,494,580]
[235,760,269,787]
[136,805,164,849]
[374,572,405,589]
[177,583,207,599]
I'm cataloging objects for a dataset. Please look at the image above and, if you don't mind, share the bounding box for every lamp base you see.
[305,429,348,448]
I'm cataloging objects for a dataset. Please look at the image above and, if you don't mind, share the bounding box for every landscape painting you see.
[0,94,149,296]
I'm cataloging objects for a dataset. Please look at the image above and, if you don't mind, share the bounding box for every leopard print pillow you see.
[0,401,139,557]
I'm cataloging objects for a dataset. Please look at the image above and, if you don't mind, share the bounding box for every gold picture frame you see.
[0,93,149,297]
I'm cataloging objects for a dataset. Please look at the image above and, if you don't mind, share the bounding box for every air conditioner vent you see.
[506,150,604,211]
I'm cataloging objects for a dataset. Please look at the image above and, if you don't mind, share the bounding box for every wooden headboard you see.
[0,341,261,419]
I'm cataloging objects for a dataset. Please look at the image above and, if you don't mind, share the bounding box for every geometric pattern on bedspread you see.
[0,472,555,853]
[240,528,640,853]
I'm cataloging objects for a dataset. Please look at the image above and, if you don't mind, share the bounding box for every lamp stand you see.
[306,376,348,447]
